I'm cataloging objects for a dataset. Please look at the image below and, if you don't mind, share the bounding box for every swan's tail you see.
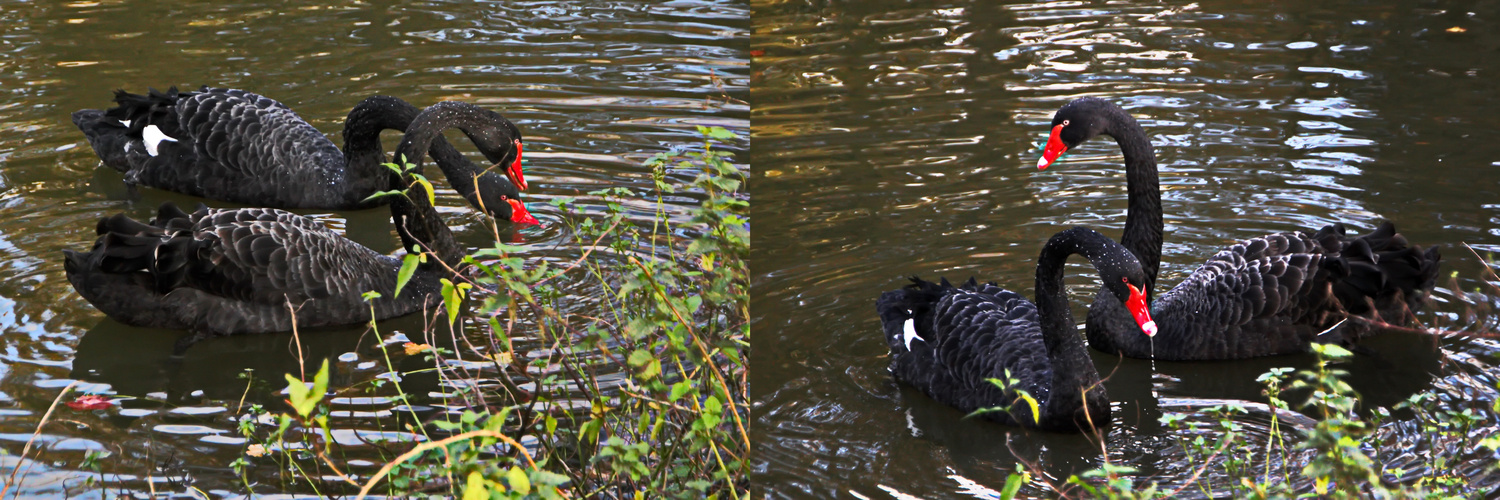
[74,86,203,173]
[61,204,206,330]
[67,202,205,295]
[70,109,134,172]
[1323,222,1442,328]
[103,86,200,139]
[878,277,969,355]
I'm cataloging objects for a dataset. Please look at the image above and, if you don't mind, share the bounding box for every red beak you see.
[1037,123,1067,170]
[506,139,528,191]
[1125,283,1156,337]
[506,198,540,226]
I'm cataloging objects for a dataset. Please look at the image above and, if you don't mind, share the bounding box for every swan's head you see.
[1037,97,1117,170]
[470,119,527,192]
[1124,280,1156,337]
[504,139,527,191]
[505,198,540,226]
[1107,275,1156,338]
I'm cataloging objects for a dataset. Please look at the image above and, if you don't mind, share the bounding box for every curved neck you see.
[1104,107,1164,295]
[400,102,523,218]
[339,96,422,204]
[1033,227,1124,418]
[388,105,487,268]
[389,190,463,267]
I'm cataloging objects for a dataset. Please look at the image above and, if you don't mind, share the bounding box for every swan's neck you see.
[1034,229,1112,422]
[390,189,464,268]
[340,96,422,205]
[401,103,523,217]
[1107,111,1163,295]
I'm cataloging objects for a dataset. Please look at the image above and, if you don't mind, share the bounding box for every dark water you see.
[752,0,1500,497]
[0,1,746,496]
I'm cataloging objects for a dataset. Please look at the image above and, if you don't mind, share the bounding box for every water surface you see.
[0,1,747,496]
[752,0,1500,497]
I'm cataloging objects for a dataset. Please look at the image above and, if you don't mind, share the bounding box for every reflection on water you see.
[0,0,745,495]
[753,0,1500,497]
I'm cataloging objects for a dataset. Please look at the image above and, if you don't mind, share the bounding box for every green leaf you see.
[704,126,738,141]
[394,253,420,298]
[284,359,330,419]
[284,373,308,415]
[441,278,466,327]
[462,471,489,500]
[640,359,661,380]
[1015,391,1041,425]
[413,177,436,206]
[361,290,381,301]
[505,466,531,495]
[999,466,1027,500]
[627,349,652,367]
[359,189,406,204]
[669,381,692,402]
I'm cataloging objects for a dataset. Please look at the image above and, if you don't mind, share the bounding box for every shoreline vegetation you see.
[25,126,748,499]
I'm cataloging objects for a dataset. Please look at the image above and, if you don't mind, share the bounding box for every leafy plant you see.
[224,126,749,498]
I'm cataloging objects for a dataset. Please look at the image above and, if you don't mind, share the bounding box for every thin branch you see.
[354,430,536,500]
[1,381,79,499]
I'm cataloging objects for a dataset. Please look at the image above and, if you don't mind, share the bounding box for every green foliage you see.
[1049,342,1497,499]
[969,370,1040,425]
[394,252,419,298]
[226,126,748,498]
[283,359,329,420]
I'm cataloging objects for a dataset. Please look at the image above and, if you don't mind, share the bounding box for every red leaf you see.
[66,395,114,411]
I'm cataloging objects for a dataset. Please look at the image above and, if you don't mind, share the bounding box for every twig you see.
[1463,241,1500,284]
[1164,431,1234,498]
[628,256,748,500]
[353,429,536,499]
[533,217,624,288]
[314,449,360,487]
[1,381,78,499]
[236,370,254,413]
[627,256,751,451]
[285,297,306,381]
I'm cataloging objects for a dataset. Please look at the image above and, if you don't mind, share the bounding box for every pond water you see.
[0,1,746,496]
[752,0,1500,497]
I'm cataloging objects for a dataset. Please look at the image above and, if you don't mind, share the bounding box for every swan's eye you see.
[1061,119,1070,127]
[1121,277,1129,284]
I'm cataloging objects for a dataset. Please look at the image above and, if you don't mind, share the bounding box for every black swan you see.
[62,101,510,337]
[1037,97,1441,360]
[71,86,536,223]
[876,227,1157,432]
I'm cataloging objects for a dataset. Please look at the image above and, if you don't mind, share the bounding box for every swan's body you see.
[63,102,517,336]
[876,227,1156,432]
[1038,98,1441,360]
[71,86,533,222]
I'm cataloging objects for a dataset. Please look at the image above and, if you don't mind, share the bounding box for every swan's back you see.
[1088,222,1442,360]
[75,87,356,208]
[63,202,437,335]
[877,277,1053,427]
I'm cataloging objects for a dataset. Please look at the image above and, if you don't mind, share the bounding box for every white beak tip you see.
[1141,320,1158,337]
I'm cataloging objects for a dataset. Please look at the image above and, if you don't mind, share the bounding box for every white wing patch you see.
[142,125,178,157]
[118,119,132,127]
[902,316,924,350]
